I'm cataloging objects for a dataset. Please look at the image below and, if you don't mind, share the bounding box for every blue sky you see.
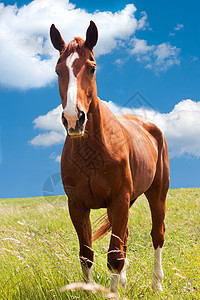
[0,0,200,198]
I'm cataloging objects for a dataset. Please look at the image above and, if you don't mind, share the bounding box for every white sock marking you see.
[152,247,164,291]
[110,272,120,293]
[110,259,127,293]
[64,52,79,128]
[119,258,127,288]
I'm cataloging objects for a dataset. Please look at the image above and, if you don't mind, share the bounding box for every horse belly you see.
[129,139,158,198]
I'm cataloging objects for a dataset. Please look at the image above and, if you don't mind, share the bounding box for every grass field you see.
[0,188,199,299]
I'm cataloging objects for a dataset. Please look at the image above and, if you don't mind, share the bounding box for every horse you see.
[50,21,170,293]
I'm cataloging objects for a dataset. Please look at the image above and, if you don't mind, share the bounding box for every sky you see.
[0,0,200,198]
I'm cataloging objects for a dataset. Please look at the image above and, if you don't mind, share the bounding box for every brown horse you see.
[50,21,170,293]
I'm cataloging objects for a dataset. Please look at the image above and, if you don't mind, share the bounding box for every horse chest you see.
[62,168,111,209]
[61,149,127,209]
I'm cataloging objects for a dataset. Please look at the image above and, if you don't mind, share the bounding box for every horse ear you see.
[50,24,65,52]
[85,21,98,50]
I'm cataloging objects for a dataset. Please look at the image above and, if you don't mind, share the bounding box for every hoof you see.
[82,266,93,283]
[151,282,163,292]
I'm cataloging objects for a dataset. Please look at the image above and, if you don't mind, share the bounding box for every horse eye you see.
[90,66,96,75]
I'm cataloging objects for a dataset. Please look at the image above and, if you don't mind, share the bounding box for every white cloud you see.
[33,104,64,132]
[30,103,66,147]
[153,43,181,71]
[162,100,200,158]
[136,11,150,31]
[174,24,184,31]
[130,39,180,71]
[130,38,154,55]
[50,152,61,162]
[93,4,137,56]
[30,131,65,147]
[190,56,198,62]
[0,0,139,89]
[169,23,184,36]
[30,99,200,159]
[114,58,124,65]
[0,1,182,89]
[55,155,61,162]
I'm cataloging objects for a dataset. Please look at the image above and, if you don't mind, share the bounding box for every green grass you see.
[0,189,199,299]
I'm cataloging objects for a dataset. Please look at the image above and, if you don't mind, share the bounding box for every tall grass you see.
[0,189,199,299]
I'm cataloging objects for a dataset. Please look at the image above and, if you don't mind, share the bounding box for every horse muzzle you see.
[62,110,86,138]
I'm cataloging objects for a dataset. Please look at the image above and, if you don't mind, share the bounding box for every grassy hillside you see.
[0,189,199,299]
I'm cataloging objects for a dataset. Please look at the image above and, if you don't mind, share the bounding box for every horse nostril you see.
[78,110,86,126]
[62,112,68,129]
[68,127,75,135]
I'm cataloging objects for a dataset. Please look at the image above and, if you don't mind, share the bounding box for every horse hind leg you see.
[145,135,170,291]
[145,182,169,292]
[152,246,164,291]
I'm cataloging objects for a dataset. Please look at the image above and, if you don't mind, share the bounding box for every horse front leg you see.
[68,200,93,282]
[107,195,129,293]
[119,227,128,288]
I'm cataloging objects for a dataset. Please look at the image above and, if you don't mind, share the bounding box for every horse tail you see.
[92,212,111,242]
[92,199,137,242]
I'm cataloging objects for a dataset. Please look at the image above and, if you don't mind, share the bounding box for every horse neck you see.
[87,96,115,144]
[68,96,117,150]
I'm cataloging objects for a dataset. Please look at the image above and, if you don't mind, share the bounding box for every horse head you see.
[50,21,98,138]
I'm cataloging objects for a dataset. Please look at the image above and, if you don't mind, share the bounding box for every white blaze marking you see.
[64,52,79,128]
[151,247,164,291]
